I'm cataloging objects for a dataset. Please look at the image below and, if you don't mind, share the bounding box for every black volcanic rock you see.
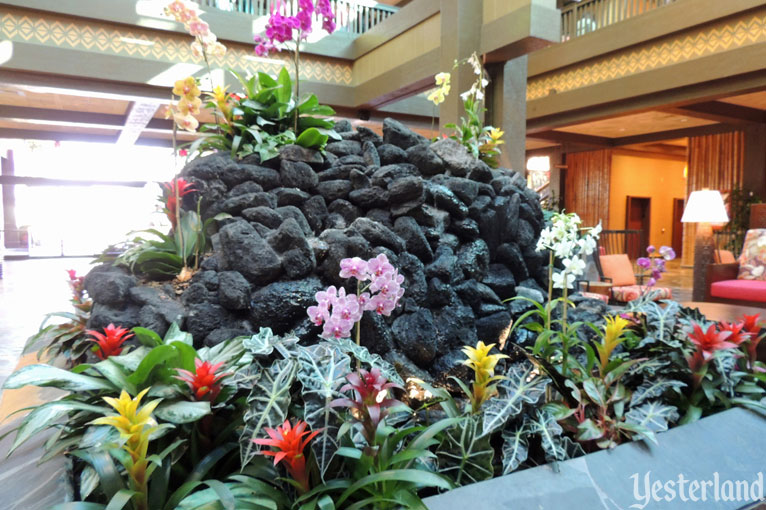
[383,118,427,150]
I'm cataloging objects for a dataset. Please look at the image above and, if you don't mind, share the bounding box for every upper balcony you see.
[197,0,399,36]
[560,0,678,41]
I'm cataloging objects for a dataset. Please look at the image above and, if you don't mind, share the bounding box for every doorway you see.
[671,198,685,258]
[626,196,651,259]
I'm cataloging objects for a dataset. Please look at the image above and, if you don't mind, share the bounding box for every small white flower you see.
[481,78,489,88]
[460,90,471,101]
[552,271,576,289]
[554,240,574,259]
[563,256,586,277]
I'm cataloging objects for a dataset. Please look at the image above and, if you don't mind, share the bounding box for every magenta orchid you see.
[637,244,676,288]
[254,0,336,56]
[308,254,405,341]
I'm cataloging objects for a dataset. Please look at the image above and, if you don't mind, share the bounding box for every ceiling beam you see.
[0,127,179,147]
[527,130,614,147]
[663,101,766,125]
[0,175,147,187]
[117,102,162,146]
[611,123,735,146]
[0,105,125,128]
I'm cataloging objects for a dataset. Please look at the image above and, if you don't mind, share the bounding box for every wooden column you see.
[743,124,766,199]
[1,150,17,249]
[438,0,482,131]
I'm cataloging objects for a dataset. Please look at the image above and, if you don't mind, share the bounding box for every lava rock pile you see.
[85,118,547,379]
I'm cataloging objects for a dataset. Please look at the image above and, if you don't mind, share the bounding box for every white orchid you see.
[563,256,586,277]
[552,271,576,290]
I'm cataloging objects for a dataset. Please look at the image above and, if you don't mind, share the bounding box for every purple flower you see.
[637,257,651,269]
[367,254,394,279]
[339,257,369,280]
[646,277,657,287]
[655,259,666,272]
[253,0,336,56]
[659,246,676,261]
[646,245,656,254]
[651,269,662,280]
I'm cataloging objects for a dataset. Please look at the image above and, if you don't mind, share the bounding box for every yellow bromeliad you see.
[92,388,161,510]
[487,127,505,145]
[595,315,630,375]
[461,341,509,412]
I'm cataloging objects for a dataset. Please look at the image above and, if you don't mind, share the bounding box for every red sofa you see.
[706,263,766,306]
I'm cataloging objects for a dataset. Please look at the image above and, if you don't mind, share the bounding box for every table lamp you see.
[681,189,729,301]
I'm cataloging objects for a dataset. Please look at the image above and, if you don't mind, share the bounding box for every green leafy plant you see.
[190,68,339,162]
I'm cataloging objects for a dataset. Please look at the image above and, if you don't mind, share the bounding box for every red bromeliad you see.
[253,420,320,493]
[162,178,196,227]
[686,323,739,389]
[175,358,230,401]
[741,313,763,366]
[86,324,133,359]
[331,367,402,445]
[718,320,750,346]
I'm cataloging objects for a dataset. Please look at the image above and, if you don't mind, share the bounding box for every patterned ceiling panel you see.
[0,7,353,85]
[527,8,766,101]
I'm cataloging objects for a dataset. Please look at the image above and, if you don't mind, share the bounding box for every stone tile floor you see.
[0,257,92,509]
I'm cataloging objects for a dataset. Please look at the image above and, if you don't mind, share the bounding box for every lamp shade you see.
[681,189,729,223]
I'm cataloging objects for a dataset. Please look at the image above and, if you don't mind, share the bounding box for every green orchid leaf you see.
[3,364,117,392]
[155,400,211,424]
[527,409,585,463]
[242,327,299,359]
[296,343,351,480]
[436,414,494,486]
[295,127,329,149]
[481,361,548,436]
[500,422,529,475]
[625,401,679,439]
[630,378,687,406]
[239,358,297,466]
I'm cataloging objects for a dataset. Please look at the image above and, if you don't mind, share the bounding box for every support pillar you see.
[1,150,17,248]
[438,0,482,131]
[743,124,766,199]
[487,56,528,175]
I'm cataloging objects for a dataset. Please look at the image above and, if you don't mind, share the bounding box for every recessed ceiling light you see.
[680,118,688,122]
[619,128,626,132]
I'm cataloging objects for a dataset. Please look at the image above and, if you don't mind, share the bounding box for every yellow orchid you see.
[177,96,202,116]
[595,315,630,374]
[172,76,200,100]
[461,341,509,412]
[172,111,199,132]
[435,72,451,87]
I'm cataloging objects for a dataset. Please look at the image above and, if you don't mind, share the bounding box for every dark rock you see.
[431,348,473,381]
[200,256,219,271]
[182,282,212,306]
[397,252,427,305]
[349,187,389,209]
[334,119,352,132]
[324,213,347,229]
[317,180,352,201]
[429,183,469,219]
[356,126,383,145]
[445,177,479,204]
[333,154,366,167]
[438,233,460,251]
[237,164,281,190]
[218,271,251,311]
[455,279,502,312]
[393,309,438,367]
[280,160,318,191]
[189,178,227,214]
[468,161,493,183]
[186,303,226,345]
[405,144,444,176]
[228,181,264,198]
[385,350,432,384]
[348,217,405,252]
[411,205,450,232]
[430,138,477,177]
[371,164,420,188]
[359,313,395,355]
[204,327,253,347]
[377,144,408,166]
[89,302,141,331]
[497,243,529,283]
[281,248,316,279]
[394,216,433,262]
[382,118,427,150]
[478,208,501,256]
[217,220,282,284]
[317,165,353,182]
[349,168,371,190]
[221,192,276,215]
[249,278,324,335]
[192,270,219,291]
[516,285,545,303]
[365,209,393,228]
[129,286,185,337]
[279,144,323,167]
[449,218,480,241]
[427,277,454,307]
[475,312,512,344]
[84,267,136,307]
[516,219,536,249]
[268,218,307,252]
[458,239,490,281]
[276,206,312,236]
[301,195,328,233]
[388,176,424,204]
[182,153,236,181]
[327,199,360,225]
[426,246,461,283]
[326,140,362,157]
[484,264,516,299]
[241,206,283,228]
[362,141,380,167]
[433,297,477,351]
[274,187,311,207]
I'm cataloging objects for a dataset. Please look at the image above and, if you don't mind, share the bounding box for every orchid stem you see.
[355,280,362,370]
[171,120,186,270]
[546,251,554,330]
[294,37,301,133]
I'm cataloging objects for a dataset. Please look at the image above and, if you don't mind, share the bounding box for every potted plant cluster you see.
[4,2,766,509]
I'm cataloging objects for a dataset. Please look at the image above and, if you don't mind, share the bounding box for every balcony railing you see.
[199,0,398,35]
[561,0,677,41]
